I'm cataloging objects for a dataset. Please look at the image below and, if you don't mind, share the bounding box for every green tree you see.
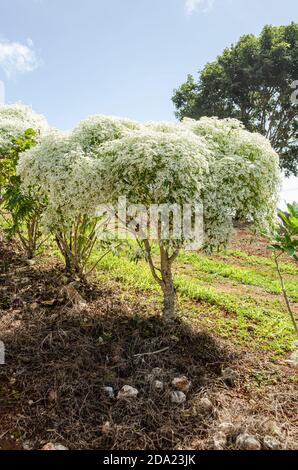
[172,23,298,176]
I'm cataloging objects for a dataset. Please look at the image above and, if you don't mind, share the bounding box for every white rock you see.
[289,350,298,365]
[172,376,191,393]
[153,380,164,391]
[42,443,68,450]
[23,441,33,450]
[213,431,227,450]
[103,386,114,399]
[236,433,261,450]
[102,421,111,434]
[171,391,186,404]
[263,435,280,450]
[198,397,214,414]
[117,385,138,399]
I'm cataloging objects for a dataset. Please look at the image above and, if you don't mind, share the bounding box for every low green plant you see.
[268,203,298,336]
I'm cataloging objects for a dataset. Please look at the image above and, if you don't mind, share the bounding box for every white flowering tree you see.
[17,115,138,275]
[0,103,47,193]
[100,118,280,319]
[17,112,280,318]
[99,129,210,320]
[0,104,48,258]
[17,131,103,274]
[182,117,281,251]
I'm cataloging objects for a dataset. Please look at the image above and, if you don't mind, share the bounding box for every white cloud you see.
[185,0,215,15]
[0,38,40,78]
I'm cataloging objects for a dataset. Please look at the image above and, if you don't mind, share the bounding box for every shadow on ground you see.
[0,240,236,449]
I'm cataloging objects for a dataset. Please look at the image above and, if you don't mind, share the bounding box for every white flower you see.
[0,103,48,156]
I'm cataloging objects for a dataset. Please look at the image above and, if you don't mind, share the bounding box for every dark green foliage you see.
[172,23,298,176]
[268,203,298,261]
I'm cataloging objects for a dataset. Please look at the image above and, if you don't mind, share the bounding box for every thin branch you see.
[144,239,163,286]
[274,253,298,337]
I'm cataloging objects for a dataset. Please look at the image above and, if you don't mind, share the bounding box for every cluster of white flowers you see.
[182,117,281,249]
[99,129,210,206]
[0,103,48,156]
[71,114,141,153]
[16,111,280,250]
[17,130,103,230]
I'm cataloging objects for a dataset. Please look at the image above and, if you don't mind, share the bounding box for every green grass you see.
[178,251,298,300]
[224,249,298,275]
[94,249,297,354]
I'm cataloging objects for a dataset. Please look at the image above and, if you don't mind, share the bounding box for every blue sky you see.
[0,0,298,203]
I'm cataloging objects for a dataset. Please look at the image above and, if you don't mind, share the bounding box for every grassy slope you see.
[94,237,297,356]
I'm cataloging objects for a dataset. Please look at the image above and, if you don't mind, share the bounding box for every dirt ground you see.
[0,237,297,450]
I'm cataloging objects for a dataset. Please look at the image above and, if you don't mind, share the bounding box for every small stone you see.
[27,259,36,266]
[198,397,214,414]
[236,433,261,450]
[171,391,186,404]
[23,441,33,450]
[218,422,234,435]
[102,421,111,434]
[222,368,237,387]
[117,385,138,399]
[28,400,34,406]
[172,376,191,393]
[263,435,281,450]
[287,350,298,366]
[42,443,68,451]
[213,431,227,450]
[30,302,39,311]
[153,380,164,391]
[103,386,114,399]
[48,390,58,403]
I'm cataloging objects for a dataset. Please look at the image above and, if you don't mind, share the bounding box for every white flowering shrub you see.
[182,117,281,250]
[17,111,280,314]
[72,114,141,153]
[0,103,48,158]
[17,131,106,274]
[144,121,190,135]
[18,131,102,228]
[0,103,48,189]
[99,130,210,319]
[0,104,49,258]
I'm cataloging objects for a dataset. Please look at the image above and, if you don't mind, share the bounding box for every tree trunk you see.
[160,245,175,321]
[162,277,175,321]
